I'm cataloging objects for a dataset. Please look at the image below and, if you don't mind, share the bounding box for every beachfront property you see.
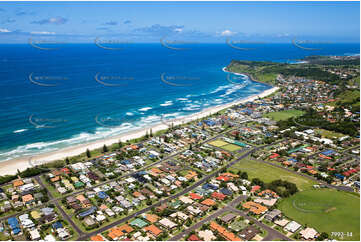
[0,55,359,242]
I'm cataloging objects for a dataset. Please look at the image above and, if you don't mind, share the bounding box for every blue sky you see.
[0,1,359,43]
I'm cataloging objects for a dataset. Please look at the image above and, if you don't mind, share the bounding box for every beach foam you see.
[138,107,152,112]
[160,101,173,107]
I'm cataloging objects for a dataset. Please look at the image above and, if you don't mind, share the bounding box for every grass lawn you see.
[229,159,317,191]
[315,129,345,139]
[222,144,242,152]
[279,189,360,241]
[263,110,305,121]
[209,139,229,147]
[40,176,62,198]
[230,220,248,232]
[254,72,278,85]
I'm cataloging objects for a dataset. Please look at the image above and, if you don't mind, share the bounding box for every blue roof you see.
[97,191,108,199]
[241,109,253,114]
[321,150,334,156]
[202,183,218,190]
[288,158,298,163]
[12,228,21,235]
[52,221,63,229]
[204,120,216,126]
[78,206,97,218]
[220,187,232,196]
[335,174,345,180]
[121,159,131,164]
[7,217,19,231]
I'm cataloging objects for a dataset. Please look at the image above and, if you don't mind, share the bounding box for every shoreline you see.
[222,66,271,86]
[0,84,279,176]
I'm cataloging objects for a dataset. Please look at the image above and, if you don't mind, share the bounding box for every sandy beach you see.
[0,86,279,176]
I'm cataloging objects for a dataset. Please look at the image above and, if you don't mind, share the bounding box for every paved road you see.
[169,195,248,241]
[35,175,84,236]
[78,140,288,240]
[0,127,235,225]
[226,207,291,241]
[78,142,261,240]
[169,194,291,242]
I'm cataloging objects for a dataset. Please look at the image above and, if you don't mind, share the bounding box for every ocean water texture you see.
[0,43,359,161]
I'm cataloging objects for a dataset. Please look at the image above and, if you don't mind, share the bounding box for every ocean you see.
[0,43,359,161]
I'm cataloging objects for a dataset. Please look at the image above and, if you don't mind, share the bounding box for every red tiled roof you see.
[189,193,203,200]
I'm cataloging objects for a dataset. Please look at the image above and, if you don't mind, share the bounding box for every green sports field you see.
[228,159,317,191]
[208,139,228,147]
[208,139,242,152]
[263,109,305,121]
[221,144,242,152]
[279,189,360,241]
[315,128,345,139]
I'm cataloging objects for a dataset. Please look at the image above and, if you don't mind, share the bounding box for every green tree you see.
[102,144,108,153]
[86,149,91,158]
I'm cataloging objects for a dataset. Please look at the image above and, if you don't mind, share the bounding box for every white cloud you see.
[220,30,236,36]
[30,31,56,35]
[0,28,11,33]
[174,28,183,33]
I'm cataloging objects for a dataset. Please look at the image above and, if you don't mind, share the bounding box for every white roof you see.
[198,230,216,241]
[159,218,177,229]
[44,234,56,241]
[299,227,318,239]
[179,195,193,204]
[29,229,41,240]
[285,221,301,232]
